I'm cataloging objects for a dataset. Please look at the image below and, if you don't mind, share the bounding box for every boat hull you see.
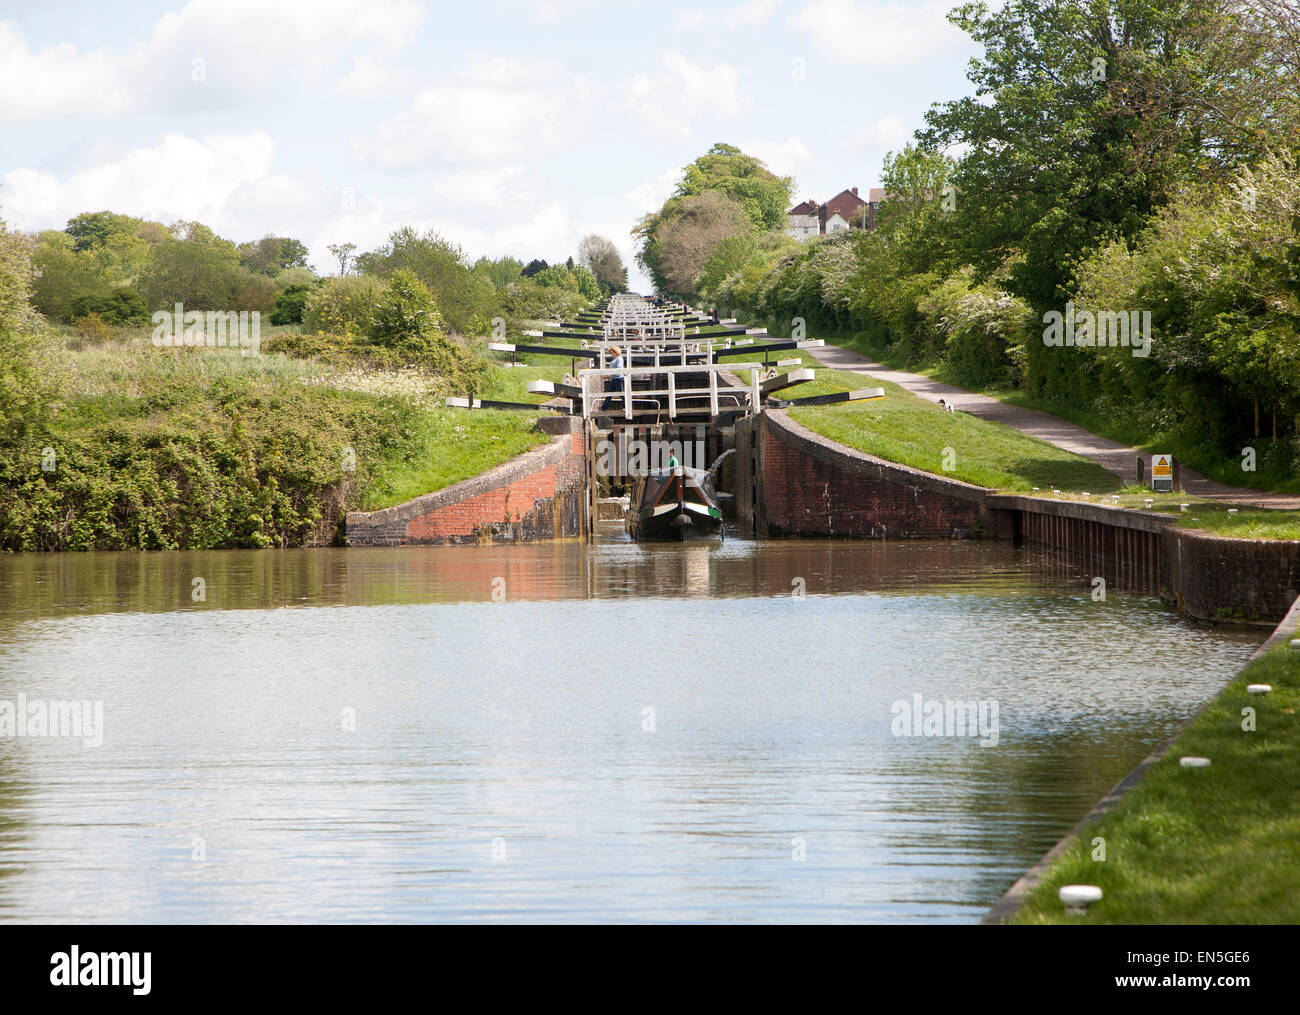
[625,466,724,543]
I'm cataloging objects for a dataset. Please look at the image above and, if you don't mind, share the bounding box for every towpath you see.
[809,344,1300,510]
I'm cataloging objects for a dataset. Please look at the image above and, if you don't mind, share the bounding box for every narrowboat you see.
[625,466,724,542]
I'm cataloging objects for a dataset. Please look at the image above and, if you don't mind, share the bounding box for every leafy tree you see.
[65,211,143,252]
[239,236,313,275]
[578,234,628,292]
[370,270,442,346]
[573,265,601,301]
[473,255,524,288]
[328,242,357,276]
[70,287,149,325]
[634,144,790,297]
[521,258,549,277]
[532,265,577,289]
[302,275,387,337]
[355,227,496,333]
[639,190,753,297]
[920,0,1295,309]
[140,235,245,309]
[269,283,314,325]
[674,143,793,232]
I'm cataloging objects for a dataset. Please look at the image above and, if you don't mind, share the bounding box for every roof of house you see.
[822,189,868,220]
[788,199,818,216]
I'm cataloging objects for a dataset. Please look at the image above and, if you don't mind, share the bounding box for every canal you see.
[0,527,1263,922]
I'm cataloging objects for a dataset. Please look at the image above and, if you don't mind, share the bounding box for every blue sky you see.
[0,0,981,290]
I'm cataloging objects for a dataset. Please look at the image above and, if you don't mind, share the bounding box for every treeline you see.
[27,212,627,338]
[643,1,1300,489]
[0,206,629,550]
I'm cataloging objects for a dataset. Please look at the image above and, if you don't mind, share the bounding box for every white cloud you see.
[787,0,967,66]
[2,132,277,230]
[353,75,598,168]
[358,50,751,167]
[739,136,814,175]
[615,51,752,145]
[849,114,909,152]
[0,131,395,276]
[0,0,425,124]
[333,51,423,99]
[626,164,685,214]
[675,0,782,31]
[523,0,640,24]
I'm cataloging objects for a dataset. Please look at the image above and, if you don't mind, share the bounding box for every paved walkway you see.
[808,344,1300,509]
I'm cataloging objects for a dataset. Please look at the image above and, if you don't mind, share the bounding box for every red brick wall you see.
[742,411,988,539]
[346,424,589,546]
[1164,527,1300,624]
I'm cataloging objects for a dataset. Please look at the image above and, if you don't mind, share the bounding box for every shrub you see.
[70,287,149,325]
[73,312,114,345]
[269,283,314,325]
[370,270,441,346]
[302,275,387,337]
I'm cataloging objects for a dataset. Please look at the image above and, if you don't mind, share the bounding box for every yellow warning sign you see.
[1152,454,1173,492]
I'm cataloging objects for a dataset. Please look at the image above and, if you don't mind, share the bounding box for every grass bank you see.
[1007,631,1300,924]
[735,355,1120,493]
[0,326,550,549]
[738,351,1300,537]
[824,329,1300,496]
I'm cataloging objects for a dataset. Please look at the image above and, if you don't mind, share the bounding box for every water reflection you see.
[0,532,1262,923]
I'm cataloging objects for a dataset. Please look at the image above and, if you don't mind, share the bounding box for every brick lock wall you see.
[1163,527,1300,624]
[346,420,589,546]
[749,411,988,539]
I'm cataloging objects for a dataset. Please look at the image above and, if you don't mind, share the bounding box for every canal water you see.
[0,527,1263,923]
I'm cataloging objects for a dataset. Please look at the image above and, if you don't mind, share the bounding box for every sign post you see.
[1151,454,1174,493]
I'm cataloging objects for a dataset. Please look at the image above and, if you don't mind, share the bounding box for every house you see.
[820,187,870,233]
[785,187,883,240]
[785,199,819,241]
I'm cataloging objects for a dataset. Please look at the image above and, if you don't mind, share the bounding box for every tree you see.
[269,283,314,325]
[578,234,628,292]
[573,265,601,301]
[370,270,442,346]
[239,236,313,275]
[920,0,1297,309]
[634,144,791,297]
[473,255,524,288]
[355,227,496,333]
[140,235,244,309]
[521,258,549,277]
[65,211,143,252]
[639,190,753,297]
[532,265,577,289]
[70,287,149,325]
[674,143,793,232]
[328,242,357,276]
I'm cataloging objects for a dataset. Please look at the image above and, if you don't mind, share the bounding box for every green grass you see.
[1009,637,1300,924]
[1045,489,1300,540]
[734,355,1121,493]
[5,327,558,545]
[359,407,549,510]
[822,329,1300,496]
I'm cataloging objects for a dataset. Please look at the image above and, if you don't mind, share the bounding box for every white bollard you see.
[1060,885,1103,914]
[1180,757,1211,768]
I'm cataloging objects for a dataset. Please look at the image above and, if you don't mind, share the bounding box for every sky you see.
[0,0,982,291]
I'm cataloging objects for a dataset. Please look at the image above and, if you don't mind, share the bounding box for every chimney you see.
[851,186,858,196]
